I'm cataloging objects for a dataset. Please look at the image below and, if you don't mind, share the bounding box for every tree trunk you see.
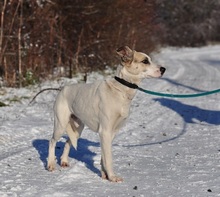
[0,0,7,63]
[74,27,84,73]
[18,0,23,87]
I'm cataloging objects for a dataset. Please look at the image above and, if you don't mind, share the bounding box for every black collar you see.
[114,76,139,89]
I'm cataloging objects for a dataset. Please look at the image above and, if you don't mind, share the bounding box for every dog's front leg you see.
[99,131,123,182]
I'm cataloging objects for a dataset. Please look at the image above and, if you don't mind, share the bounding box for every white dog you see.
[47,46,166,182]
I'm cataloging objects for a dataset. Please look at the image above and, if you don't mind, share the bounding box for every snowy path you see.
[0,46,220,197]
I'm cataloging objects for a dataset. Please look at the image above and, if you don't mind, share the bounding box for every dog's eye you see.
[142,58,150,64]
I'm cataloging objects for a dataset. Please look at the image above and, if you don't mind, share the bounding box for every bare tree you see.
[18,0,23,87]
[0,0,7,56]
[0,0,159,87]
[0,0,7,83]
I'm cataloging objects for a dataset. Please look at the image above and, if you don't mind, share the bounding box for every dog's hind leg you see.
[48,122,68,171]
[68,114,84,149]
[61,114,84,167]
[47,97,71,171]
[47,132,63,171]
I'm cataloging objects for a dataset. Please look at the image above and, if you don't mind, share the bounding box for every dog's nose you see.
[160,67,166,75]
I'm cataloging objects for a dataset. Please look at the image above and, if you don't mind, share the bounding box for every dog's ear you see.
[116,46,134,63]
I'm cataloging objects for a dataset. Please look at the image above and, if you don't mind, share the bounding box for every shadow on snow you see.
[124,97,220,147]
[32,138,100,176]
[154,98,220,125]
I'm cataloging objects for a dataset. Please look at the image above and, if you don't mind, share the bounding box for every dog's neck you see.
[111,80,137,100]
[108,65,143,100]
[116,65,142,85]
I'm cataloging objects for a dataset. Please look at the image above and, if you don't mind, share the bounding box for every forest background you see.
[0,0,220,87]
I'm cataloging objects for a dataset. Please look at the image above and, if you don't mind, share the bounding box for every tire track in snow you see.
[152,45,220,93]
[0,102,55,196]
[0,97,103,196]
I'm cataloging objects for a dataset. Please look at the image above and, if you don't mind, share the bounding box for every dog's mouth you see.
[160,67,166,76]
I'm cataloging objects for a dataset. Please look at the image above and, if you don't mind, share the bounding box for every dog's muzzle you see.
[160,67,166,75]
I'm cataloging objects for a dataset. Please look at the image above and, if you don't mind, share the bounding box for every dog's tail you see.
[29,88,61,105]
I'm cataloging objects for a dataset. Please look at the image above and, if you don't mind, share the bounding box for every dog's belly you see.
[71,101,128,133]
[73,109,100,132]
[64,82,102,132]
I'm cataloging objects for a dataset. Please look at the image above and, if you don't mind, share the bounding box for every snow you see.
[0,45,220,197]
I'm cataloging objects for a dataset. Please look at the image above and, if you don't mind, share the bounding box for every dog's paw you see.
[101,171,123,182]
[47,164,55,172]
[61,161,69,168]
[101,171,107,180]
[109,175,123,183]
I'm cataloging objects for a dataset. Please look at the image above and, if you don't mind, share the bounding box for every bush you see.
[23,70,39,86]
[0,0,158,87]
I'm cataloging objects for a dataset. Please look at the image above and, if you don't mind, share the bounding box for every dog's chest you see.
[119,104,130,118]
[111,104,130,132]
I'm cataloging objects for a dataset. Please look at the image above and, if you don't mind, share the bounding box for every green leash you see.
[114,76,220,98]
[137,87,220,98]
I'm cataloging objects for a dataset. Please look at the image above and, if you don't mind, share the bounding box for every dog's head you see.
[116,46,165,79]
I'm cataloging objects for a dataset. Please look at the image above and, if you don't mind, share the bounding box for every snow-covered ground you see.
[0,45,220,197]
